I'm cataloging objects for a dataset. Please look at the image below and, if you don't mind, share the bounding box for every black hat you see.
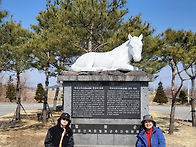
[57,113,71,125]
[60,113,70,120]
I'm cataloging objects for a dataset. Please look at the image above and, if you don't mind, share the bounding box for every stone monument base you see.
[73,133,137,146]
[58,70,154,146]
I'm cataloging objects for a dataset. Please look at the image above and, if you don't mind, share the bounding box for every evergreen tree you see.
[0,0,8,23]
[34,83,45,103]
[153,81,168,104]
[159,29,196,133]
[178,90,187,104]
[30,0,130,122]
[180,31,196,126]
[0,0,9,72]
[6,76,16,102]
[1,18,33,120]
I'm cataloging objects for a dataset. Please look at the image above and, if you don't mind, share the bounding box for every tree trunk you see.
[15,99,21,121]
[43,62,49,123]
[169,65,176,134]
[15,72,21,121]
[169,99,176,134]
[88,22,94,52]
[53,78,60,110]
[191,78,196,126]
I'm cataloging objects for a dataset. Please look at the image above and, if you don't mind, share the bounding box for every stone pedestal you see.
[58,70,154,147]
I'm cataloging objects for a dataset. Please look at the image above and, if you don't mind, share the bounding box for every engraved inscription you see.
[72,86,140,118]
[71,124,141,134]
[107,87,140,116]
[72,87,105,117]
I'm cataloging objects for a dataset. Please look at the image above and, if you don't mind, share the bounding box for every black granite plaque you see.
[71,124,141,134]
[72,86,140,119]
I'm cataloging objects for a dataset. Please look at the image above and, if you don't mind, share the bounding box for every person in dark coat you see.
[44,113,74,147]
[136,114,165,147]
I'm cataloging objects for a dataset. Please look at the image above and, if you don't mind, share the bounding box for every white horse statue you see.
[71,34,143,72]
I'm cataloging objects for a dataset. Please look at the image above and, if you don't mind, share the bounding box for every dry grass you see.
[150,111,196,147]
[0,110,59,147]
[0,110,196,147]
[0,90,58,103]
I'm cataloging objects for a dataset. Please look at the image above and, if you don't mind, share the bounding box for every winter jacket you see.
[44,124,74,147]
[136,126,165,147]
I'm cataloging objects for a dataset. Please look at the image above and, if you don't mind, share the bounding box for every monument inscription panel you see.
[71,124,140,135]
[72,86,140,119]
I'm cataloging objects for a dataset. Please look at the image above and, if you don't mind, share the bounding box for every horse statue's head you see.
[128,34,143,62]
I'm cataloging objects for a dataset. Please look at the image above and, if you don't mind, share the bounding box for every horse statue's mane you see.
[71,34,143,72]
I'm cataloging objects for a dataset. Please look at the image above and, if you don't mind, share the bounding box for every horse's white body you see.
[71,34,143,72]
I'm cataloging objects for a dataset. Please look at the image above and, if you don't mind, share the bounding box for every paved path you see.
[149,105,194,120]
[0,103,46,116]
[0,103,195,120]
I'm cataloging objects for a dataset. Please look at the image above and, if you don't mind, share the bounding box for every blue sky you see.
[1,0,196,89]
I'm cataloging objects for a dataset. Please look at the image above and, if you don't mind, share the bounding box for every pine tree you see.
[0,1,9,72]
[178,90,187,104]
[1,18,33,120]
[6,76,16,102]
[34,83,45,103]
[0,0,8,23]
[153,81,168,104]
[30,0,157,122]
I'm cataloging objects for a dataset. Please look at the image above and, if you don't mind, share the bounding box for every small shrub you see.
[178,90,187,104]
[34,83,45,103]
[153,81,168,104]
[6,76,16,102]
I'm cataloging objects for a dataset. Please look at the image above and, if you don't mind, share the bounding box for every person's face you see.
[60,118,69,128]
[144,120,153,130]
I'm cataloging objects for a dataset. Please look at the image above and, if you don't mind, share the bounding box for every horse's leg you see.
[112,63,134,71]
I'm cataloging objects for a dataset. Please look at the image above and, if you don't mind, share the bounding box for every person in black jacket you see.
[44,113,74,147]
